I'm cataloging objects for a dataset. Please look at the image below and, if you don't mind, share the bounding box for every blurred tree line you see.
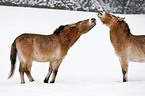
[0,0,144,14]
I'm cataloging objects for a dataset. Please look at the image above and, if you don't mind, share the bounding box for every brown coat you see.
[9,18,96,84]
[98,11,145,82]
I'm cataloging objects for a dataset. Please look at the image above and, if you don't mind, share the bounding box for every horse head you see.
[97,11,125,27]
[74,18,96,34]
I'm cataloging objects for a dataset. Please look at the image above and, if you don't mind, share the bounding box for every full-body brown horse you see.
[8,18,96,84]
[98,11,145,82]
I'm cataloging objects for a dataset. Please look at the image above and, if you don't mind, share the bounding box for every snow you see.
[0,6,145,96]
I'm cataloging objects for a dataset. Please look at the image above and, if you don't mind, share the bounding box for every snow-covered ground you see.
[0,6,145,96]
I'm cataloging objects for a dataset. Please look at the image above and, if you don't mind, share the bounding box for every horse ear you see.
[118,17,125,21]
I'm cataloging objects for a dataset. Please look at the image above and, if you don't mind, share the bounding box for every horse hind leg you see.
[19,61,34,84]
[25,62,34,82]
[19,62,25,84]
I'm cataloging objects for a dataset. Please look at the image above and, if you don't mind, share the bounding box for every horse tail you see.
[8,41,17,79]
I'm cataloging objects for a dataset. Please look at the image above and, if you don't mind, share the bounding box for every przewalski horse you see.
[98,11,145,82]
[8,18,96,84]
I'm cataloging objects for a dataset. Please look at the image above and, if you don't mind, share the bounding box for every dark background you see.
[0,0,145,14]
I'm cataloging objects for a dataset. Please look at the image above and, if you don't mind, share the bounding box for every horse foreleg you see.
[120,58,128,82]
[50,70,58,83]
[44,64,53,83]
[50,60,62,83]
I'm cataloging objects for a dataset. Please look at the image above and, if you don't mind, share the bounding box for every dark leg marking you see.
[122,69,127,82]
[44,65,53,83]
[50,70,58,83]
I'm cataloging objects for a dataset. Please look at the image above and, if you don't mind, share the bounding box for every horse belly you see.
[33,47,62,62]
[33,54,50,62]
[127,48,145,62]
[129,55,145,62]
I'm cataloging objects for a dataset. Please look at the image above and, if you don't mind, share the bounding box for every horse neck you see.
[109,22,132,48]
[57,30,81,49]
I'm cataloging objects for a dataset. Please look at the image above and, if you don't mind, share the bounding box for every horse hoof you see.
[50,81,55,83]
[21,81,25,84]
[123,79,127,82]
[44,79,48,83]
[30,79,34,82]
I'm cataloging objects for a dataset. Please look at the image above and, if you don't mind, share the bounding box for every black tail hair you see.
[8,41,17,79]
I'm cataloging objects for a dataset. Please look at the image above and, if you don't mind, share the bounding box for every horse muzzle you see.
[90,18,96,26]
[97,11,104,18]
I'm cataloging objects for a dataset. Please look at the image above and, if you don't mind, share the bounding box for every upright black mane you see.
[53,25,65,35]
[119,20,131,35]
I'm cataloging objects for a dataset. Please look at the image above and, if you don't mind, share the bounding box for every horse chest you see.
[51,47,62,60]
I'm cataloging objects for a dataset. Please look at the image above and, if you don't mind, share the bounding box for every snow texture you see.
[0,6,145,96]
[0,0,145,14]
